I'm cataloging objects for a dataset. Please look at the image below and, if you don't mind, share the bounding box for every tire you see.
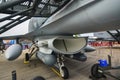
[91,64,104,78]
[61,67,69,79]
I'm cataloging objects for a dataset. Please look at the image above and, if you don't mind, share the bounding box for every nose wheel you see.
[60,66,69,79]
[52,54,69,79]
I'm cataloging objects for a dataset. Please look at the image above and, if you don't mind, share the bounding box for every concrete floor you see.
[0,48,120,80]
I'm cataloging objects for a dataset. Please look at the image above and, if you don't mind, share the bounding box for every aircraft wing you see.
[26,0,120,37]
[0,0,120,40]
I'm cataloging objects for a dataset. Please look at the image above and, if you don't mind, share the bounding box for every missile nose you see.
[84,45,96,52]
[89,46,96,51]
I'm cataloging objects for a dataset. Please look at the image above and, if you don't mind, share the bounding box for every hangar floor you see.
[0,47,120,80]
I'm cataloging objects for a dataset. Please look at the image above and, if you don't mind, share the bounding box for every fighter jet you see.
[0,0,120,79]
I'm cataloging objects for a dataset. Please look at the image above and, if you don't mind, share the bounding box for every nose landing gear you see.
[52,54,69,79]
[60,66,69,79]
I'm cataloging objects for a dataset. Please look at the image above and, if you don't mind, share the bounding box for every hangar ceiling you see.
[0,0,70,17]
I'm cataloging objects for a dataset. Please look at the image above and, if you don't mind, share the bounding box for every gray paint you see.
[28,0,120,37]
[5,44,22,60]
[1,0,120,39]
[36,51,57,66]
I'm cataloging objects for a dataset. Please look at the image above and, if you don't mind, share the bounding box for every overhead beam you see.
[0,8,32,22]
[0,16,30,34]
[51,0,70,16]
[107,31,120,44]
[0,0,30,11]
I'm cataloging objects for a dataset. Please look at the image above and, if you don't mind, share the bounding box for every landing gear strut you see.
[24,43,38,63]
[57,54,69,79]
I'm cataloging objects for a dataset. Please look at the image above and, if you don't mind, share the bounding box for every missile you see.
[65,52,87,62]
[65,45,95,61]
[5,44,22,60]
[83,45,96,52]
[36,51,57,66]
[72,53,87,62]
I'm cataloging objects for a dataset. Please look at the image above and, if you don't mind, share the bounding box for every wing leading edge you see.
[0,0,120,40]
